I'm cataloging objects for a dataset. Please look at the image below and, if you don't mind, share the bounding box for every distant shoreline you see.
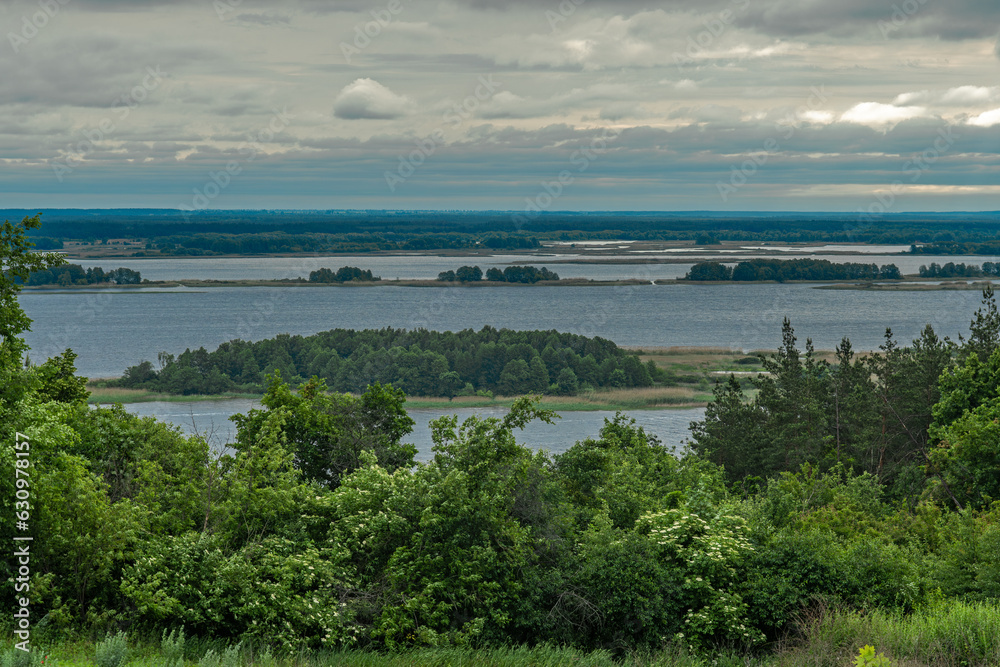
[27,277,994,290]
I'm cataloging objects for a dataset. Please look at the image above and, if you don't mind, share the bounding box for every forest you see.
[108,327,656,397]
[13,209,1000,251]
[144,231,541,256]
[3,214,1000,667]
[684,258,902,282]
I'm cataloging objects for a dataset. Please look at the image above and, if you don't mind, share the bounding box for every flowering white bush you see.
[638,508,764,648]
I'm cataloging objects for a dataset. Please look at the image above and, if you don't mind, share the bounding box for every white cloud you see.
[893,86,1000,107]
[893,90,931,106]
[799,109,834,124]
[941,85,1000,105]
[333,79,412,120]
[840,102,927,129]
[968,108,1000,127]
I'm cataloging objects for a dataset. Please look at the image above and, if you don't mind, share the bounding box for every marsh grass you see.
[86,386,259,405]
[405,386,713,411]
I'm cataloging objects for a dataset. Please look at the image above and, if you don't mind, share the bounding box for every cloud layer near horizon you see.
[2,0,1000,211]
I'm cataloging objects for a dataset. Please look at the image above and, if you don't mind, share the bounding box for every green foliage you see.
[25,264,140,286]
[308,267,379,283]
[122,532,357,650]
[35,350,89,403]
[95,632,129,667]
[198,643,241,667]
[112,327,649,397]
[437,266,483,282]
[231,375,415,491]
[685,258,900,282]
[854,645,891,667]
[161,627,186,667]
[691,318,951,501]
[1,214,66,392]
[327,397,557,649]
[480,265,559,283]
[786,601,1000,667]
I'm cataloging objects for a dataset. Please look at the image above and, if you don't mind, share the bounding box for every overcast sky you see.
[2,0,1000,211]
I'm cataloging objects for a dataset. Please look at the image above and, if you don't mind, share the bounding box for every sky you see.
[2,0,1000,212]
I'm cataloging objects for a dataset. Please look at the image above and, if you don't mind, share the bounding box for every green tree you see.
[690,375,768,482]
[753,320,830,474]
[962,285,1000,362]
[232,374,416,490]
[928,399,1000,510]
[498,358,531,395]
[455,265,483,282]
[1,214,66,394]
[36,350,90,404]
[527,355,549,393]
[555,368,579,395]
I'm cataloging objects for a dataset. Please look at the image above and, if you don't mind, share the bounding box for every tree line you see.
[110,326,656,397]
[918,261,1000,278]
[22,263,142,286]
[685,258,901,281]
[437,265,560,283]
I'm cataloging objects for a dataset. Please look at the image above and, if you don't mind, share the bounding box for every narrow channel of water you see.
[120,399,706,462]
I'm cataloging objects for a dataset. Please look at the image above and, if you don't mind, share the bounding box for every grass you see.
[10,603,1000,667]
[405,387,714,411]
[1,639,755,667]
[772,601,1000,667]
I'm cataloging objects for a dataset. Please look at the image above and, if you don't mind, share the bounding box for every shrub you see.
[162,627,186,667]
[95,631,129,667]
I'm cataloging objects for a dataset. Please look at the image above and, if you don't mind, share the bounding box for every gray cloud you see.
[235,12,292,25]
[3,0,1000,210]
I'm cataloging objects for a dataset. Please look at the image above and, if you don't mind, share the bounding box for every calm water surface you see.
[121,399,705,460]
[21,283,985,378]
[72,252,999,282]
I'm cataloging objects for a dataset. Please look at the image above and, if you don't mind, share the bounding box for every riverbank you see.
[26,276,963,290]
